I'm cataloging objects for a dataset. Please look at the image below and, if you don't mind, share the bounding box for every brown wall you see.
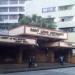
[35,49,54,63]
[35,50,47,63]
[70,56,75,64]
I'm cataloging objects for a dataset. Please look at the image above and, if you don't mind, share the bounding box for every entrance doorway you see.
[54,49,69,63]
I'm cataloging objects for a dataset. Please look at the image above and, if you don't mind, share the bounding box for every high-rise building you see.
[0,0,26,29]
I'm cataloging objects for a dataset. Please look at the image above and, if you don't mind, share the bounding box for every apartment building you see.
[0,0,26,29]
[42,1,75,32]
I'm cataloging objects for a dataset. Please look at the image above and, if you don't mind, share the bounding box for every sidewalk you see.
[0,63,75,74]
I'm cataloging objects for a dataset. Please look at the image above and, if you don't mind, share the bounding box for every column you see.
[16,46,23,64]
[47,50,54,63]
[67,50,71,63]
[51,51,54,63]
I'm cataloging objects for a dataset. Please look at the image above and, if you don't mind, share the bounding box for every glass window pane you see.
[59,5,73,11]
[42,7,56,13]
[9,0,18,4]
[19,7,25,12]
[0,15,8,21]
[9,15,18,20]
[9,7,18,12]
[19,0,25,4]
[0,0,8,5]
[0,7,8,12]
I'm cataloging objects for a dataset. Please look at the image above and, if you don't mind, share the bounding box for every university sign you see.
[9,26,68,39]
[25,26,68,39]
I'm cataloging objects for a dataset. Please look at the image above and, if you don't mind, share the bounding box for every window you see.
[72,28,75,32]
[58,5,73,11]
[9,0,18,4]
[0,7,8,12]
[60,16,73,22]
[61,19,64,22]
[0,24,9,29]
[42,7,56,13]
[60,27,75,32]
[19,7,25,12]
[0,15,8,21]
[19,0,25,4]
[9,15,18,20]
[0,0,8,5]
[3,15,8,20]
[9,7,18,12]
[0,16,3,21]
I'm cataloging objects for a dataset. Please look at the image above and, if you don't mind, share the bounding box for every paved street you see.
[1,67,75,75]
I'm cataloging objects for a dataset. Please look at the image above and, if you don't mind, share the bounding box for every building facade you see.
[42,0,75,32]
[0,25,75,65]
[0,0,26,29]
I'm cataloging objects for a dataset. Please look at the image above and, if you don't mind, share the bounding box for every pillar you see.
[51,51,54,63]
[16,46,23,64]
[67,50,71,63]
[47,50,54,63]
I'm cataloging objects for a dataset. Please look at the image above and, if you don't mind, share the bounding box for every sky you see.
[25,0,75,16]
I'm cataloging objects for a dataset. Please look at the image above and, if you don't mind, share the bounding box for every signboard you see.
[0,36,36,45]
[25,26,67,39]
[44,41,75,48]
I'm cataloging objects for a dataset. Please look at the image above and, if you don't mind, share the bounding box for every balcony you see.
[57,10,75,17]
[0,20,18,23]
[57,21,75,28]
[0,4,25,7]
[0,12,25,15]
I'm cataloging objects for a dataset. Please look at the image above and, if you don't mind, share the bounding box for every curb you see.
[1,65,75,74]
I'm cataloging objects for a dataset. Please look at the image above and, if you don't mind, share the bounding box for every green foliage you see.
[18,14,24,22]
[20,16,31,25]
[19,14,56,29]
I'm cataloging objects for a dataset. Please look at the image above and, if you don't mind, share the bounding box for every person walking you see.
[32,56,37,67]
[28,56,32,68]
[59,56,64,65]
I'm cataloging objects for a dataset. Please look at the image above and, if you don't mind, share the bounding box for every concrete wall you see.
[9,26,24,36]
[66,33,75,64]
[66,32,75,42]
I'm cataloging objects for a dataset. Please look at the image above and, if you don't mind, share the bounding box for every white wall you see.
[9,26,24,36]
[66,32,75,42]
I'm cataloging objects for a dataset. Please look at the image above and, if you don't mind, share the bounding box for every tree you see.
[19,14,56,29]
[19,15,31,25]
[31,14,40,26]
[18,14,24,23]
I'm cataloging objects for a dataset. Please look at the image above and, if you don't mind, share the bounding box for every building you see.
[25,0,75,32]
[0,29,9,35]
[0,25,75,65]
[25,0,75,49]
[41,0,75,32]
[0,0,27,29]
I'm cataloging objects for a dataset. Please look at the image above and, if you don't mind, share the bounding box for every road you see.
[1,67,75,75]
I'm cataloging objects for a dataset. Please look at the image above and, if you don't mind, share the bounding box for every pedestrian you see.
[32,56,37,67]
[59,56,64,65]
[28,56,32,68]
